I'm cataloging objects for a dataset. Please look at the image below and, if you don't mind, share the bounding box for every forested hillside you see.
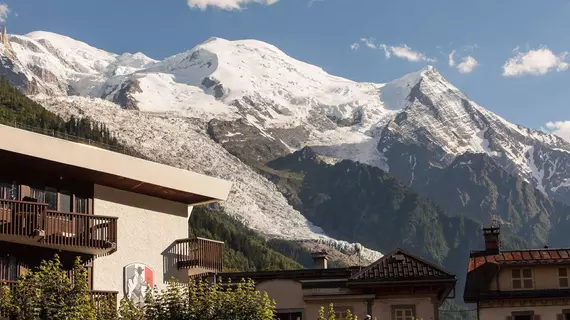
[0,79,305,273]
[0,78,141,156]
[189,206,306,272]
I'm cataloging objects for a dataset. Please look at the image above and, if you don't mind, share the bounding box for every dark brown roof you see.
[215,267,358,283]
[350,248,455,282]
[468,248,570,272]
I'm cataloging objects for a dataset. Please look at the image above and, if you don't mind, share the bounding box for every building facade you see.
[0,125,231,303]
[215,249,457,320]
[464,226,570,320]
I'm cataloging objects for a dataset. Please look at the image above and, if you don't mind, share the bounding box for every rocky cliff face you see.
[4,30,570,268]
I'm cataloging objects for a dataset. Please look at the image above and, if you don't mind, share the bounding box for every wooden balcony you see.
[0,199,117,255]
[90,290,118,311]
[173,237,224,275]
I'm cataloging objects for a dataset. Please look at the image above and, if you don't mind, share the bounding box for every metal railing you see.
[0,199,118,253]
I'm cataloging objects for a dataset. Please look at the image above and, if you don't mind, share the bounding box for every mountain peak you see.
[378,66,442,110]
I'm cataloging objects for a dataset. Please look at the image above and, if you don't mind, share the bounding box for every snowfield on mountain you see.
[3,30,570,261]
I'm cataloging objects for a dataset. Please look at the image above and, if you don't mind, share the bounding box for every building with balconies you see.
[0,124,231,304]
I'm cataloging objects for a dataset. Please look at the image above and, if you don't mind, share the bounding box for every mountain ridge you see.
[3,30,570,269]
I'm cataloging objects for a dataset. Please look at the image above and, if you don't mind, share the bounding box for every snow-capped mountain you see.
[2,30,570,254]
[376,67,570,206]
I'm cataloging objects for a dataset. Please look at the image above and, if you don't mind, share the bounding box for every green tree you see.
[95,294,118,320]
[119,278,275,320]
[0,281,14,317]
[1,254,105,320]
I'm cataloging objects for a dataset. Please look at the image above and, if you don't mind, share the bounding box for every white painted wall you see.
[92,184,191,300]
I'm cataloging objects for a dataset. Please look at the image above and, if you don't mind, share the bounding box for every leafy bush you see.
[0,254,102,320]
[118,278,275,320]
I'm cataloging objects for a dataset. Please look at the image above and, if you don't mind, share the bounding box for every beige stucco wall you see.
[92,184,190,300]
[256,279,438,320]
[372,296,436,320]
[489,266,562,291]
[480,305,569,320]
[258,280,306,310]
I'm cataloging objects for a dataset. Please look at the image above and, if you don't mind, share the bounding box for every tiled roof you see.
[468,248,570,272]
[351,249,454,281]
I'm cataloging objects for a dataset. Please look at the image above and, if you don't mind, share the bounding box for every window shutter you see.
[533,315,540,320]
[557,314,563,320]
[506,316,513,320]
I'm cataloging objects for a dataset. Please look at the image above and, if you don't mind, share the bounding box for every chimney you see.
[482,226,501,254]
[312,251,328,269]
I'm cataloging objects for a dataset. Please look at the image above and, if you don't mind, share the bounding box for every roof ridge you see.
[350,248,455,281]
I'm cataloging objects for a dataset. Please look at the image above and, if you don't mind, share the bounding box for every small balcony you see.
[90,290,119,310]
[173,237,224,276]
[0,199,117,255]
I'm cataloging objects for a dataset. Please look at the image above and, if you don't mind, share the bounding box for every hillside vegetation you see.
[189,205,304,272]
[0,80,304,273]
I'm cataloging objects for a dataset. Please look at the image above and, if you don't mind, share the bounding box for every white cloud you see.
[186,0,278,10]
[502,47,569,77]
[448,48,478,73]
[448,50,456,67]
[457,56,478,73]
[308,0,324,7]
[545,121,570,143]
[357,38,436,63]
[350,43,360,51]
[0,4,9,23]
[360,38,376,49]
[388,44,437,63]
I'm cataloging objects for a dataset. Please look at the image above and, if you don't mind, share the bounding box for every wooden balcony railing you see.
[173,237,224,273]
[0,199,117,255]
[91,290,118,311]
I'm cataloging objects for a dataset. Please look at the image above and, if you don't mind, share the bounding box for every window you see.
[392,306,415,320]
[334,307,354,320]
[275,312,302,320]
[0,256,18,281]
[0,181,17,200]
[59,191,71,212]
[508,311,538,320]
[44,187,58,210]
[75,196,89,214]
[558,309,570,320]
[512,268,533,289]
[29,186,91,214]
[560,268,569,288]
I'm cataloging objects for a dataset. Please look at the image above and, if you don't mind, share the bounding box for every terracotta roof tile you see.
[512,251,523,261]
[531,251,541,260]
[522,251,532,260]
[469,249,570,272]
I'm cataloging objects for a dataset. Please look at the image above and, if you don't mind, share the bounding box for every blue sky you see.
[3,0,570,139]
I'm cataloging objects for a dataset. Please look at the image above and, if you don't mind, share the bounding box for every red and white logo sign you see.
[124,263,154,307]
